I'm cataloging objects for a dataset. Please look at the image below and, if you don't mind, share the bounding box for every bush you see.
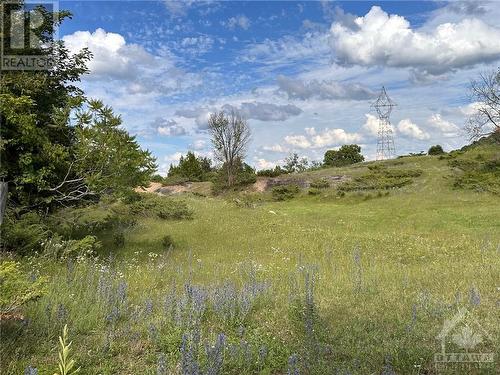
[162,235,174,249]
[113,231,125,247]
[43,235,101,259]
[272,185,300,201]
[1,212,50,255]
[428,145,445,155]
[309,178,329,189]
[308,188,321,195]
[338,168,423,192]
[0,261,46,318]
[257,166,287,177]
[130,195,193,220]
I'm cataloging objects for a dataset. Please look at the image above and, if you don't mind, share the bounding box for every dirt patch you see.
[134,182,163,194]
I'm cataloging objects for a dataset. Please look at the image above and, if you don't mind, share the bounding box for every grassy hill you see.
[2,139,499,374]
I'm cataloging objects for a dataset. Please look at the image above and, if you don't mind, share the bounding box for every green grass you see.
[2,149,499,374]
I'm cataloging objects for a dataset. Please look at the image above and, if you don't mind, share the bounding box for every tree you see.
[428,145,444,155]
[466,69,500,140]
[284,153,309,173]
[167,151,212,181]
[67,99,156,201]
[207,110,251,187]
[0,2,92,208]
[324,145,364,167]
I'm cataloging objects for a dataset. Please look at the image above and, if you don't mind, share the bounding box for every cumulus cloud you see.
[152,118,187,136]
[397,119,430,140]
[63,28,156,80]
[362,114,381,136]
[223,15,251,30]
[427,114,460,136]
[330,6,500,75]
[255,158,277,170]
[285,128,362,149]
[276,75,375,101]
[63,28,201,96]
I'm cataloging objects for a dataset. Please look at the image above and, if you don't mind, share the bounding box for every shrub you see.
[272,185,300,201]
[309,178,329,189]
[130,195,193,220]
[43,235,101,259]
[428,145,445,155]
[1,212,50,255]
[308,188,321,195]
[257,166,287,177]
[338,168,423,192]
[162,235,174,249]
[0,261,46,318]
[113,231,125,247]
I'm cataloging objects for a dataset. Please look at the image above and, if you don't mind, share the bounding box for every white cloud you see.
[276,75,375,101]
[361,113,380,136]
[284,135,312,149]
[397,119,430,140]
[427,114,461,137]
[262,144,289,153]
[223,15,251,30]
[192,139,207,150]
[285,128,362,149]
[330,6,500,75]
[63,28,156,80]
[164,152,183,164]
[63,28,202,99]
[255,158,277,170]
[154,118,187,137]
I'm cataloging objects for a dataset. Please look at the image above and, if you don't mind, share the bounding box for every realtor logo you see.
[435,308,495,372]
[1,0,58,71]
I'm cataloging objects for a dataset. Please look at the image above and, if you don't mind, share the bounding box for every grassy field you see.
[2,144,499,374]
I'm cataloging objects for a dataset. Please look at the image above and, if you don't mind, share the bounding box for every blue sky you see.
[58,1,500,173]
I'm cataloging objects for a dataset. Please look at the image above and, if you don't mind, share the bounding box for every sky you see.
[57,0,500,174]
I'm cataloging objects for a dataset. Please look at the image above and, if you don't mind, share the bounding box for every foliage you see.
[0,2,92,209]
[323,144,364,167]
[130,195,193,220]
[150,174,165,183]
[72,99,156,200]
[208,111,251,186]
[339,167,423,191]
[466,69,500,139]
[212,159,256,193]
[284,153,309,173]
[256,166,288,177]
[1,212,50,255]
[449,156,500,195]
[272,185,300,201]
[428,145,445,155]
[308,188,321,195]
[43,235,101,259]
[168,151,212,182]
[53,325,80,375]
[0,261,46,317]
[161,235,175,249]
[309,178,329,189]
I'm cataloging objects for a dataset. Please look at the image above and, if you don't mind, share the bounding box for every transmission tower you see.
[372,86,396,160]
